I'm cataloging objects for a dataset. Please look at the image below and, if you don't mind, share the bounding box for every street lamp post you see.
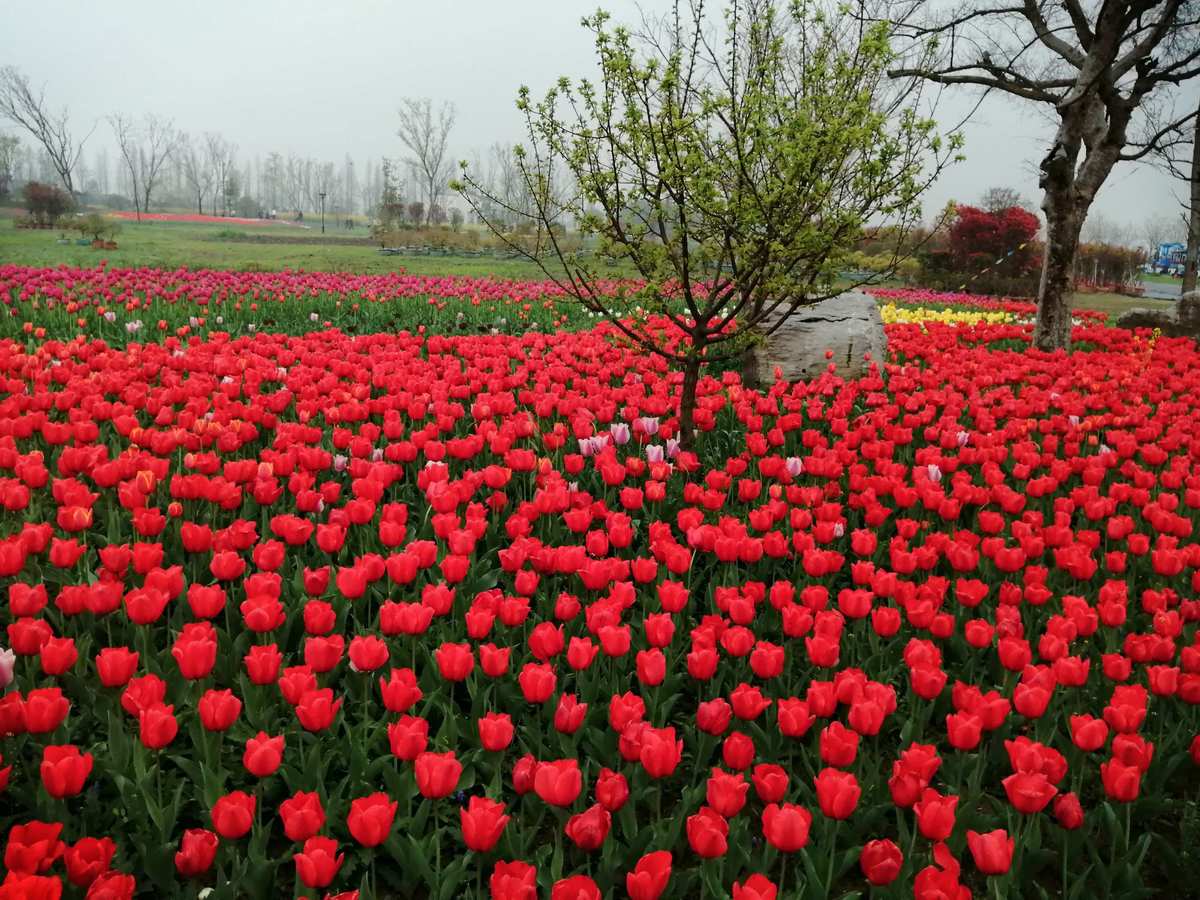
[319,191,327,234]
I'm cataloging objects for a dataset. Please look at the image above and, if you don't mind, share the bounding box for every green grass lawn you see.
[1140,271,1184,284]
[0,216,1178,321]
[0,217,583,280]
[1070,291,1175,317]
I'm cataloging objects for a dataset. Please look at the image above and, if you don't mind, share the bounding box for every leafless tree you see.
[1080,212,1125,245]
[0,66,93,196]
[312,161,336,215]
[360,158,381,219]
[205,133,237,217]
[179,133,215,215]
[0,132,19,200]
[260,152,284,213]
[284,154,307,214]
[340,154,358,217]
[979,186,1025,213]
[1184,102,1199,292]
[1150,93,1200,292]
[109,113,181,221]
[886,1,1200,349]
[110,114,139,215]
[1142,211,1184,254]
[396,98,455,226]
[91,147,110,195]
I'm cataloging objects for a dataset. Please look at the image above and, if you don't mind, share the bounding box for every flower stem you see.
[826,819,839,896]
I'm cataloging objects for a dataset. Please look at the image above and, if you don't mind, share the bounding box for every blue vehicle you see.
[1150,242,1186,276]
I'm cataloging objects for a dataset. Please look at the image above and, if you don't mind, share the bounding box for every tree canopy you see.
[457,0,958,444]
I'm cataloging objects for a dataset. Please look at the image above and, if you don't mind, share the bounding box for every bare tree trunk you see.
[678,355,701,450]
[1034,206,1080,350]
[1034,128,1086,351]
[1185,105,1200,296]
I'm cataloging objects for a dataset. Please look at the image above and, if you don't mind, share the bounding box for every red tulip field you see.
[1,263,1199,899]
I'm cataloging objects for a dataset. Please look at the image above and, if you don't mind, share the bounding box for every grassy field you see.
[1069,291,1174,316]
[0,216,581,280]
[0,215,1177,319]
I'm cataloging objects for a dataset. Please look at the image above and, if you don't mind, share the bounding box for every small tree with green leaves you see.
[455,0,958,446]
[73,213,119,244]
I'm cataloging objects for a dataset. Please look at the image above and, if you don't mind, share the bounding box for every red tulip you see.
[1100,759,1142,802]
[304,635,344,673]
[39,636,77,675]
[95,647,139,688]
[564,802,611,851]
[84,871,136,898]
[138,703,178,749]
[626,850,672,900]
[39,745,93,797]
[64,836,116,887]
[295,836,344,889]
[280,791,326,842]
[244,644,283,684]
[1069,714,1109,752]
[379,667,422,713]
[460,796,509,852]
[348,634,389,672]
[859,838,903,885]
[490,860,537,900]
[211,791,256,839]
[23,687,69,734]
[174,828,218,876]
[415,751,463,799]
[518,662,557,703]
[707,768,750,817]
[696,698,732,735]
[4,820,65,874]
[732,874,778,900]
[595,767,629,812]
[553,694,587,734]
[914,842,970,900]
[1001,771,1058,813]
[914,788,958,840]
[550,875,601,900]
[1053,791,1085,829]
[967,828,1014,875]
[172,625,217,679]
[347,792,398,846]
[512,754,539,795]
[686,806,729,858]
[814,767,860,820]
[746,764,785,804]
[435,642,474,681]
[722,731,755,770]
[242,731,284,777]
[479,712,515,751]
[295,688,342,732]
[639,726,683,778]
[534,759,583,807]
[198,689,242,732]
[761,802,812,852]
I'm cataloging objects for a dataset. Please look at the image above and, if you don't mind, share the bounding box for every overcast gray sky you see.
[1,0,1195,230]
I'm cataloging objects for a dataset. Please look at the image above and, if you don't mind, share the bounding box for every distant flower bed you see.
[879,302,1016,327]
[871,287,1108,324]
[105,212,307,227]
[0,265,601,344]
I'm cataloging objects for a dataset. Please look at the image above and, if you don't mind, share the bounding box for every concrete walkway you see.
[1139,278,1183,301]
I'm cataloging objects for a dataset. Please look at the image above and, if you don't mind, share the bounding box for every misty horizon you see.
[1,0,1196,237]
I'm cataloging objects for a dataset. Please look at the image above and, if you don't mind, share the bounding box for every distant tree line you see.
[0,66,487,228]
[852,186,1158,298]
